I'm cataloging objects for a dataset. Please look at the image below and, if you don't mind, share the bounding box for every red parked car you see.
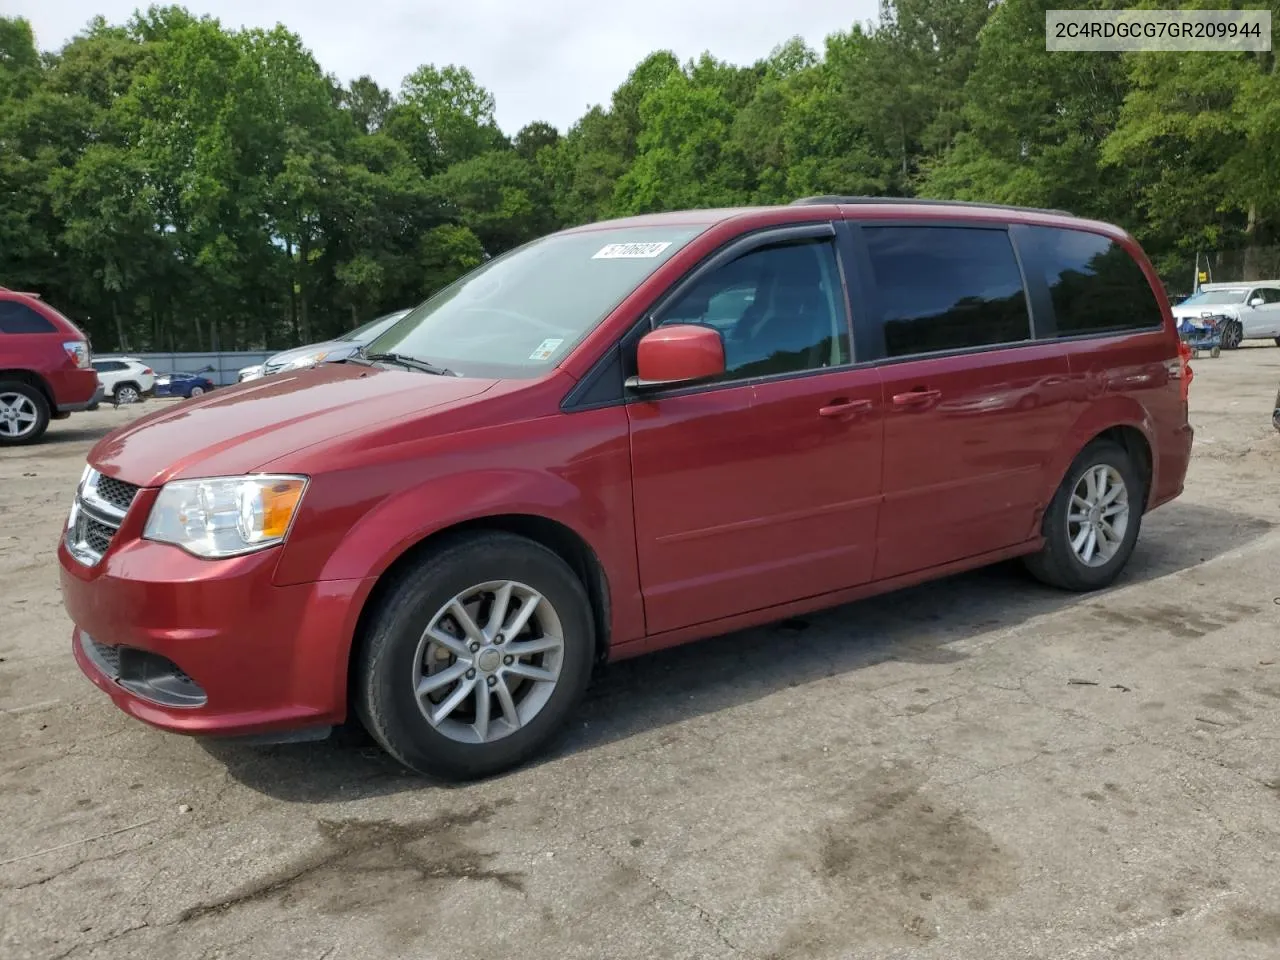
[0,289,101,444]
[58,199,1194,778]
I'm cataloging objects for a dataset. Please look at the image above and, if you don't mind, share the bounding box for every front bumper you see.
[59,532,375,737]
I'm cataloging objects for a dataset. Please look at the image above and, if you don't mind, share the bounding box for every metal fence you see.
[122,352,273,387]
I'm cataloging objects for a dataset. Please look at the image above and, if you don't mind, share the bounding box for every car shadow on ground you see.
[204,500,1275,802]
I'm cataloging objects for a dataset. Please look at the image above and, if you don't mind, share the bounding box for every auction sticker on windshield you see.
[529,338,564,361]
[593,242,672,259]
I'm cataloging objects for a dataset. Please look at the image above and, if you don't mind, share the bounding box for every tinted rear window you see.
[0,301,57,334]
[1023,226,1162,336]
[864,226,1031,358]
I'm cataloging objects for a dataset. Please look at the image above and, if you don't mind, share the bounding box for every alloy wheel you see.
[411,580,564,744]
[0,391,39,439]
[1067,464,1129,567]
[116,385,140,404]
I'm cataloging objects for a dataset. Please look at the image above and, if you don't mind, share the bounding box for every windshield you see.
[1181,289,1248,306]
[365,226,703,378]
[338,310,410,343]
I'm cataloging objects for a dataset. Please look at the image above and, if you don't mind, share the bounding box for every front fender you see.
[315,468,611,582]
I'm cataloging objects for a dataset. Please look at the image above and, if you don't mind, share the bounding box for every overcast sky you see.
[14,0,880,133]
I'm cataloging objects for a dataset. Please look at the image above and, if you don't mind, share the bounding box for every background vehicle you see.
[59,199,1192,781]
[239,309,411,382]
[236,363,263,383]
[154,366,215,399]
[0,288,99,445]
[1171,281,1280,348]
[90,356,154,404]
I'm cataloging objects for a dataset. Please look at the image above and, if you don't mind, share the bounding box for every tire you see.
[189,385,205,397]
[86,401,99,411]
[115,383,140,404]
[355,532,595,780]
[1221,321,1243,350]
[1024,440,1143,592]
[1210,346,1221,358]
[0,380,51,446]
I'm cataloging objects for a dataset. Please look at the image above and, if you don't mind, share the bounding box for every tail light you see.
[142,367,153,375]
[1169,341,1194,404]
[62,340,91,369]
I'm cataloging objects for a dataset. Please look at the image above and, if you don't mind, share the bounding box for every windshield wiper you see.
[362,352,457,377]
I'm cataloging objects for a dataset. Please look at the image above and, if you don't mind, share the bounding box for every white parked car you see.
[90,356,155,404]
[1171,281,1280,348]
[237,363,264,382]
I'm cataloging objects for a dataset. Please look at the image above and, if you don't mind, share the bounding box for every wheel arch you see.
[1037,400,1157,534]
[344,513,613,720]
[0,369,55,409]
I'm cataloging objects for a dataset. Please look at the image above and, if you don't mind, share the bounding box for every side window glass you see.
[864,227,1030,358]
[659,239,850,381]
[0,301,57,334]
[1262,288,1280,305]
[1024,226,1162,335]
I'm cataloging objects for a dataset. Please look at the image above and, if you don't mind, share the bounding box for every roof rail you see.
[789,196,1074,218]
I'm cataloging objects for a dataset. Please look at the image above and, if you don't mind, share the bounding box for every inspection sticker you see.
[529,338,564,361]
[592,241,672,260]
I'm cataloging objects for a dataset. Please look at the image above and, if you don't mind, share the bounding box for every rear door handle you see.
[891,389,942,408]
[818,398,874,419]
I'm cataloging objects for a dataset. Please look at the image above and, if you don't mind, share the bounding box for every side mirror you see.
[1249,297,1265,308]
[630,324,726,390]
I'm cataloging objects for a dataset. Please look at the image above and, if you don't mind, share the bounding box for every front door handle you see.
[819,398,873,419]
[891,389,942,408]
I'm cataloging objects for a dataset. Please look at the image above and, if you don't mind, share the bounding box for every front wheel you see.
[354,532,595,780]
[1221,320,1243,350]
[1025,440,1143,591]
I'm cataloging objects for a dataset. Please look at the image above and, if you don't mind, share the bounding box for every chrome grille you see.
[65,468,139,566]
[93,476,139,512]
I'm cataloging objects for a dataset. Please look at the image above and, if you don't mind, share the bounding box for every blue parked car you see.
[154,368,216,399]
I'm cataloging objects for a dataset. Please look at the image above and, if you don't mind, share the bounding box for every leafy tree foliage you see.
[3,1,1277,351]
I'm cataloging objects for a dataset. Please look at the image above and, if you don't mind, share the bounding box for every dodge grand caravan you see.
[59,198,1194,779]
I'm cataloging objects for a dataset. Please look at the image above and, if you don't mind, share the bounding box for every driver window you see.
[1262,288,1280,304]
[658,239,851,382]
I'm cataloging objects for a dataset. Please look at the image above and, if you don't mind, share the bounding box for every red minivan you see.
[58,199,1194,778]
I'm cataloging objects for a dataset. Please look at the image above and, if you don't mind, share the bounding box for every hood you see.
[1171,302,1241,320]
[90,362,497,486]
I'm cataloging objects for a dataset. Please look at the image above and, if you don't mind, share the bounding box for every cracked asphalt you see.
[3,347,1280,960]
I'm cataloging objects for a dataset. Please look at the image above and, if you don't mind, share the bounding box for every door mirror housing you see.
[1249,296,1265,307]
[629,324,726,390]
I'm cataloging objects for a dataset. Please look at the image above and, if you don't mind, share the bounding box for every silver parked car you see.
[1171,281,1280,349]
[239,309,411,382]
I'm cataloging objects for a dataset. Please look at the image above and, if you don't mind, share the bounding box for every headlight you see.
[287,351,329,369]
[143,475,308,558]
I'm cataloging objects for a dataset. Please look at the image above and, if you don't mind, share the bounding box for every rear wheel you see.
[355,532,595,780]
[114,383,141,404]
[0,381,50,445]
[1025,440,1143,591]
[189,385,205,397]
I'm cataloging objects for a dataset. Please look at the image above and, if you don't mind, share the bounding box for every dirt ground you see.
[3,347,1280,960]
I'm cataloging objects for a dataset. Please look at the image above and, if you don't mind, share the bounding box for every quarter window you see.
[1022,226,1162,336]
[659,239,851,381]
[0,301,56,334]
[863,227,1031,358]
